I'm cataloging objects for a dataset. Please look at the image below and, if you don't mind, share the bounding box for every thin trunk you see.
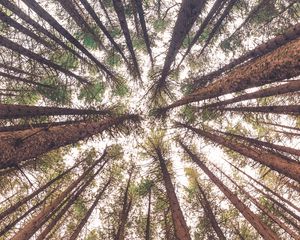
[226,160,300,213]
[0,62,38,77]
[22,0,116,80]
[196,181,226,240]
[130,0,141,37]
[79,0,130,67]
[219,105,300,116]
[145,187,151,240]
[0,36,90,85]
[112,0,141,80]
[0,71,53,89]
[0,11,52,49]
[199,80,300,109]
[0,114,139,168]
[177,123,300,182]
[0,93,18,97]
[157,0,205,87]
[0,159,82,220]
[160,37,300,113]
[98,0,114,27]
[272,129,300,137]
[179,0,225,66]
[155,148,191,240]
[10,152,107,240]
[0,104,111,119]
[192,22,300,88]
[69,178,111,240]
[215,164,300,239]
[179,141,279,240]
[134,0,154,64]
[0,0,87,63]
[260,121,300,132]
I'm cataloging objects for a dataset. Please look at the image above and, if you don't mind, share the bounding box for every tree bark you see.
[145,187,151,240]
[177,123,300,182]
[155,147,191,240]
[0,104,110,119]
[179,141,279,240]
[0,114,139,168]
[260,121,300,132]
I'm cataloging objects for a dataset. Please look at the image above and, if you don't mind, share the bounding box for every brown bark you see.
[10,152,107,240]
[0,114,139,169]
[177,123,300,182]
[145,187,151,240]
[179,141,279,240]
[260,121,300,132]
[0,104,111,119]
[69,177,111,240]
[199,80,300,109]
[155,147,191,240]
[0,63,38,77]
[192,22,300,88]
[196,181,226,240]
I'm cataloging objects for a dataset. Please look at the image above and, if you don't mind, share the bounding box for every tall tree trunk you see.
[145,187,151,240]
[0,0,87,63]
[192,22,300,88]
[179,141,279,240]
[112,0,141,80]
[69,178,111,240]
[260,121,300,132]
[219,105,300,116]
[0,62,38,77]
[0,71,53,89]
[0,114,139,168]
[196,181,226,240]
[10,152,107,240]
[79,0,131,67]
[177,123,300,182]
[21,0,116,80]
[199,80,300,109]
[0,36,90,85]
[160,37,300,113]
[134,0,154,64]
[155,148,191,240]
[0,104,110,119]
[98,0,114,27]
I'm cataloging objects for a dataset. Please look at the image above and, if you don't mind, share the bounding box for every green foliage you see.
[109,27,122,38]
[106,50,122,67]
[180,105,196,123]
[132,37,147,52]
[182,35,190,49]
[198,28,210,43]
[251,3,278,25]
[73,198,88,219]
[75,31,98,50]
[200,108,221,122]
[51,51,78,70]
[85,230,100,240]
[78,82,105,104]
[153,18,169,32]
[113,81,129,97]
[136,179,153,196]
[107,144,124,160]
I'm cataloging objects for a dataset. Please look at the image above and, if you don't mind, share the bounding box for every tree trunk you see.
[161,37,300,113]
[69,178,111,240]
[0,36,90,85]
[0,114,139,168]
[98,0,114,27]
[0,0,87,63]
[155,148,191,240]
[199,80,300,109]
[179,141,279,240]
[134,0,154,64]
[21,0,116,80]
[177,123,300,182]
[196,181,226,240]
[10,152,107,240]
[0,62,38,77]
[219,105,300,116]
[192,22,300,88]
[0,104,110,119]
[112,0,141,80]
[145,187,151,240]
[260,121,300,132]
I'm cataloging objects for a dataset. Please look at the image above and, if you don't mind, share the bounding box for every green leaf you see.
[78,82,105,104]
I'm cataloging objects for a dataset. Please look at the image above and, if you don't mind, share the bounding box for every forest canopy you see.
[0,0,299,239]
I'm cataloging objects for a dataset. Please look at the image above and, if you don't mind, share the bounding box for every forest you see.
[0,0,299,239]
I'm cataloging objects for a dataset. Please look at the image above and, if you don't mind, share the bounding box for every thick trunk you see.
[0,0,86,62]
[10,153,107,240]
[0,104,110,119]
[162,37,300,112]
[79,0,130,67]
[196,181,226,240]
[192,23,300,88]
[145,187,151,240]
[179,141,279,240]
[177,123,300,182]
[112,0,141,80]
[0,71,53,89]
[219,105,300,116]
[134,0,154,64]
[0,36,90,85]
[156,148,191,240]
[220,131,300,157]
[0,114,139,168]
[68,178,111,240]
[199,80,300,109]
[22,0,116,80]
